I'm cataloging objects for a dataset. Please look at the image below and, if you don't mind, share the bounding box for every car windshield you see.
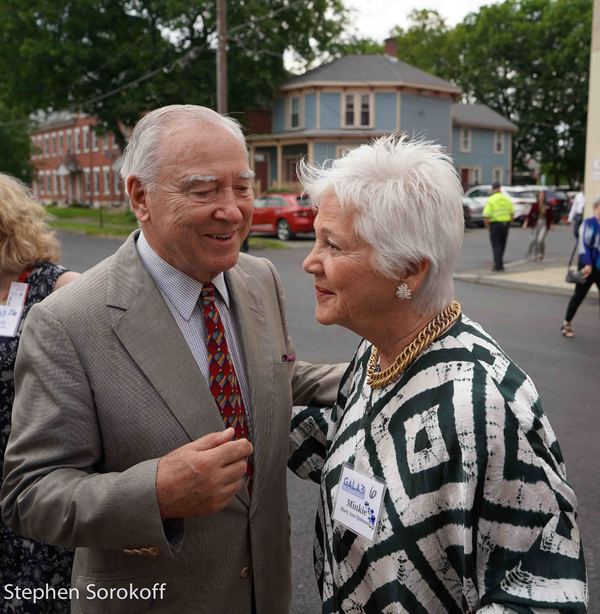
[297,195,311,207]
[506,189,536,199]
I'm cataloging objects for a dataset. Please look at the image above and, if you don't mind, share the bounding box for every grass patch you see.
[49,220,136,237]
[247,237,290,250]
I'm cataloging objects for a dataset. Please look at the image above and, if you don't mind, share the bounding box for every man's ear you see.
[128,176,150,223]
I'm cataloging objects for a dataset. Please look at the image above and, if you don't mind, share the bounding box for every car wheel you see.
[277,219,294,241]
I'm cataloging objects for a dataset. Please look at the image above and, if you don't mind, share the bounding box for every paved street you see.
[56,226,598,612]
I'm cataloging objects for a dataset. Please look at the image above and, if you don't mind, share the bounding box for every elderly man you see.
[1,105,343,613]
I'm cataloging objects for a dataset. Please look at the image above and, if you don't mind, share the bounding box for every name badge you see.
[0,282,29,338]
[332,463,387,542]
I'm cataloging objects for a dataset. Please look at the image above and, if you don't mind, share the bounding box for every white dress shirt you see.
[136,231,252,431]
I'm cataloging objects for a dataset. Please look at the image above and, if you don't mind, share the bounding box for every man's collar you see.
[136,231,230,321]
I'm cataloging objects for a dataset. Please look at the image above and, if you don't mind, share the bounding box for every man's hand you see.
[581,264,593,278]
[156,428,253,518]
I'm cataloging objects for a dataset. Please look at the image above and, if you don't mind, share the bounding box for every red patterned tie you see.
[201,283,253,490]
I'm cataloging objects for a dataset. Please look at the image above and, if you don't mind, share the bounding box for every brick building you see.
[30,112,127,207]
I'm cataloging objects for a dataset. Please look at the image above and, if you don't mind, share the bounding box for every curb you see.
[453,272,599,301]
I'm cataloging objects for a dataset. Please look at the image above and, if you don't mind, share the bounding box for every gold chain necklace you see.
[367,301,462,389]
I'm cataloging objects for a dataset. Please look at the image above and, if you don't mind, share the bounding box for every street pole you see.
[216,0,227,114]
[583,0,600,214]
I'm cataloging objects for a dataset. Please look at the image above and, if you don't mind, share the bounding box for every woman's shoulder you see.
[26,262,68,298]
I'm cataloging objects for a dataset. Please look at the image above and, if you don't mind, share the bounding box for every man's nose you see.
[214,190,244,223]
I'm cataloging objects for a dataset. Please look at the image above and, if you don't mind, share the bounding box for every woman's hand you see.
[581,265,593,278]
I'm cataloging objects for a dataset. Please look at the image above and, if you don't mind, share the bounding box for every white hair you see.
[298,134,465,315]
[119,104,247,190]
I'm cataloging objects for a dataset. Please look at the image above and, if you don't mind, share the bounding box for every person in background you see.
[524,188,553,261]
[568,190,586,239]
[483,181,513,271]
[0,172,79,612]
[1,105,343,613]
[561,196,600,338]
[289,136,587,613]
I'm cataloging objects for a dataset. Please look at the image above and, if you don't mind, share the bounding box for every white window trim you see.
[492,166,504,184]
[93,166,101,195]
[75,129,81,154]
[340,91,374,129]
[92,130,99,152]
[286,95,304,131]
[493,130,504,154]
[83,168,91,194]
[459,127,472,153]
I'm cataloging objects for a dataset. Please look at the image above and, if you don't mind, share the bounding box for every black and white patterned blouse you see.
[290,315,587,613]
[1,261,74,613]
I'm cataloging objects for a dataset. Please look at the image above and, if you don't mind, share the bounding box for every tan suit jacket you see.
[1,232,344,613]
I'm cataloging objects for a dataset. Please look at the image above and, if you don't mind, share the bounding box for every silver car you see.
[465,185,536,225]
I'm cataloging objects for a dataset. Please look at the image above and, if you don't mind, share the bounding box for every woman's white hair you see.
[119,104,246,189]
[298,134,465,315]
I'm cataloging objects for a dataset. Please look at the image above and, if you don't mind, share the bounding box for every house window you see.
[283,156,300,182]
[103,135,109,151]
[288,96,301,129]
[51,133,57,156]
[44,135,49,156]
[58,132,64,156]
[66,130,72,153]
[92,130,98,151]
[103,166,110,195]
[75,129,81,154]
[82,126,89,152]
[83,169,91,194]
[493,167,503,184]
[460,128,471,153]
[494,131,504,154]
[342,93,372,128]
[93,168,100,194]
[114,170,121,195]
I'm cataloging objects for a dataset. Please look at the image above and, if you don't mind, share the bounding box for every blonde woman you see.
[0,172,78,611]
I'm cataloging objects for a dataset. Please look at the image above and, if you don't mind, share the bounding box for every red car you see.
[250,193,315,241]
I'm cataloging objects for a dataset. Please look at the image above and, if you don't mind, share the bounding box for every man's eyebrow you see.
[239,170,255,180]
[180,174,218,189]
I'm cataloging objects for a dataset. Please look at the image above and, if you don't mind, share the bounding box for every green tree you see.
[0,0,346,149]
[386,1,592,185]
[0,104,33,181]
[447,0,592,185]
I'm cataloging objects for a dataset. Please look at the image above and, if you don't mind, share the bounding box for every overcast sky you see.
[343,0,503,41]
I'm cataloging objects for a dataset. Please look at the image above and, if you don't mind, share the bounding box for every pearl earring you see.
[395,283,412,300]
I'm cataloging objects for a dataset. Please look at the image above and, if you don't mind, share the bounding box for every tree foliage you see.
[390,1,593,185]
[0,105,33,181]
[0,0,347,149]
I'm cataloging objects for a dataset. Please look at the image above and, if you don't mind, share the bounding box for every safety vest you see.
[483,192,514,222]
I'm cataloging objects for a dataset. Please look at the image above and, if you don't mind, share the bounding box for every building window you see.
[66,130,72,153]
[46,172,51,193]
[82,126,89,152]
[83,169,91,194]
[93,168,100,194]
[52,171,57,194]
[51,132,57,156]
[342,93,372,128]
[103,135,109,151]
[44,135,50,156]
[92,130,98,151]
[460,128,471,153]
[103,166,110,195]
[492,167,503,184]
[494,131,504,154]
[288,96,302,129]
[60,174,66,195]
[75,129,81,154]
[58,132,64,156]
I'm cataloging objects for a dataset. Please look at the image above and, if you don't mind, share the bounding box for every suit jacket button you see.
[240,566,251,579]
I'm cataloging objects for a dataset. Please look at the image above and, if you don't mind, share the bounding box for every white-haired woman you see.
[289,136,587,613]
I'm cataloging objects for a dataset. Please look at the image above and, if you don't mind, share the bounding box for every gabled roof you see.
[452,103,517,132]
[281,55,461,95]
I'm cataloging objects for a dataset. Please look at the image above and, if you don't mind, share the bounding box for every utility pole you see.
[216,0,227,114]
[584,0,600,214]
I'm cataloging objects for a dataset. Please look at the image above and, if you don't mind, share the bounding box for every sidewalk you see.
[454,255,599,300]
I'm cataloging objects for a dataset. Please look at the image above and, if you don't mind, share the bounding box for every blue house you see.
[451,103,517,187]
[247,50,516,193]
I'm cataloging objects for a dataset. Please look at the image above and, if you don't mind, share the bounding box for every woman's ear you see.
[128,177,150,223]
[404,260,430,294]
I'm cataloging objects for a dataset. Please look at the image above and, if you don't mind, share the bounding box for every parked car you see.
[462,195,484,227]
[250,193,314,241]
[465,185,537,225]
[524,186,568,224]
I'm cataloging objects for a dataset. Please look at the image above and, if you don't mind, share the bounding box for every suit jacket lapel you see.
[108,233,226,442]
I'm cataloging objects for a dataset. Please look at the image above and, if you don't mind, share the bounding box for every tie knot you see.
[201,282,215,305]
